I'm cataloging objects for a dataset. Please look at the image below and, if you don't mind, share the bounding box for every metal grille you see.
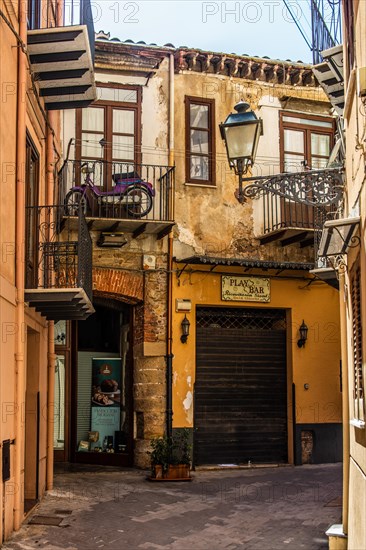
[42,242,78,289]
[25,205,93,301]
[78,209,93,300]
[196,307,286,331]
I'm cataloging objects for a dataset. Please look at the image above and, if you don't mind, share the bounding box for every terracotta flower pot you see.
[151,464,190,480]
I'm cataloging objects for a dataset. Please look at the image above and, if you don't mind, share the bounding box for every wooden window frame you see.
[185,96,216,186]
[25,134,40,289]
[280,112,335,172]
[75,84,142,190]
[350,258,365,424]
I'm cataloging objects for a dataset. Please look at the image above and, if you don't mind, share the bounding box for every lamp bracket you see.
[322,255,349,278]
[242,168,344,207]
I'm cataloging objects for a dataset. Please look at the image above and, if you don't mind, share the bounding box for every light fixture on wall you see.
[297,320,309,348]
[220,100,263,203]
[97,232,128,248]
[180,314,190,344]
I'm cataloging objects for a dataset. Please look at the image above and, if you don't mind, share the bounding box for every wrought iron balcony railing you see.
[25,205,94,320]
[243,167,343,246]
[58,160,175,234]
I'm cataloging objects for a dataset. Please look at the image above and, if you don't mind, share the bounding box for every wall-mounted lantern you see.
[297,320,309,348]
[97,232,128,248]
[220,100,263,203]
[180,314,190,344]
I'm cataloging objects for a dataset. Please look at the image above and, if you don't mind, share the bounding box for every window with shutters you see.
[350,260,365,426]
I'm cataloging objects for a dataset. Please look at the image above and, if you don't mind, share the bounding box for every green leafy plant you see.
[148,429,191,474]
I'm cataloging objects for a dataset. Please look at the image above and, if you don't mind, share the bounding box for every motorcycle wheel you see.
[125,185,153,218]
[65,190,87,216]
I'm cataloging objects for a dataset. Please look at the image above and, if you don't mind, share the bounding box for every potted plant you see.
[148,429,192,481]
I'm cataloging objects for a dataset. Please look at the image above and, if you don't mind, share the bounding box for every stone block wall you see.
[91,238,169,468]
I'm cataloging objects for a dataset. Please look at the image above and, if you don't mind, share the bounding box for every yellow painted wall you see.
[172,267,341,429]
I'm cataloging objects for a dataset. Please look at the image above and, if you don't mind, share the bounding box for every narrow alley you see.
[3,463,342,550]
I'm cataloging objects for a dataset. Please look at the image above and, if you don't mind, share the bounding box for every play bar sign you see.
[222,276,270,303]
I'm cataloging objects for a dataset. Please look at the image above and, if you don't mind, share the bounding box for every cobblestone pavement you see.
[3,463,342,550]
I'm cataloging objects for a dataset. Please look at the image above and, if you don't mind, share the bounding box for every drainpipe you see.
[166,52,175,438]
[339,271,349,535]
[168,52,174,167]
[14,0,27,530]
[46,111,56,490]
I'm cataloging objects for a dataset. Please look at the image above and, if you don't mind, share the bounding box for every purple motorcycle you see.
[65,163,155,218]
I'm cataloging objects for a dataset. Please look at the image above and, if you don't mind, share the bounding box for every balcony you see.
[58,160,175,239]
[27,0,96,110]
[245,168,342,247]
[25,206,94,320]
[258,193,330,247]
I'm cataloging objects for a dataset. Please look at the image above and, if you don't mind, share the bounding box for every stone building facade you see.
[58,35,342,470]
[170,47,342,466]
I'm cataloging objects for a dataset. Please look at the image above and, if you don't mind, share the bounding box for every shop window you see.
[54,321,69,460]
[350,260,365,424]
[75,84,141,191]
[185,96,215,185]
[75,305,131,455]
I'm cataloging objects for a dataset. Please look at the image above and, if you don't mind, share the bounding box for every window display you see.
[91,358,122,453]
[75,304,131,462]
[77,352,127,454]
[54,355,65,450]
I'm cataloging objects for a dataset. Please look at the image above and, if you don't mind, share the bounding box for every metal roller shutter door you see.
[194,307,288,465]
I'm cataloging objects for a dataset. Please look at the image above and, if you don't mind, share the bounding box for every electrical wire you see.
[283,0,313,51]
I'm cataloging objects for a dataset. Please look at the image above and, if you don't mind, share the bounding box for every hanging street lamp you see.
[220,100,263,203]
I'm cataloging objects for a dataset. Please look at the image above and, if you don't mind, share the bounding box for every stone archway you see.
[93,267,143,304]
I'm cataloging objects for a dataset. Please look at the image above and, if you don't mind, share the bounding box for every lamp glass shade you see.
[181,315,190,336]
[222,121,261,162]
[299,321,308,341]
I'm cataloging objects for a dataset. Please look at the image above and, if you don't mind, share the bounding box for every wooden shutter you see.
[350,261,364,421]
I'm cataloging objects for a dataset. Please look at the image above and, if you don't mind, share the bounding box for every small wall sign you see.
[222,276,271,303]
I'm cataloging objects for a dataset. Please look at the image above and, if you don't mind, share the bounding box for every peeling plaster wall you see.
[173,71,332,264]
